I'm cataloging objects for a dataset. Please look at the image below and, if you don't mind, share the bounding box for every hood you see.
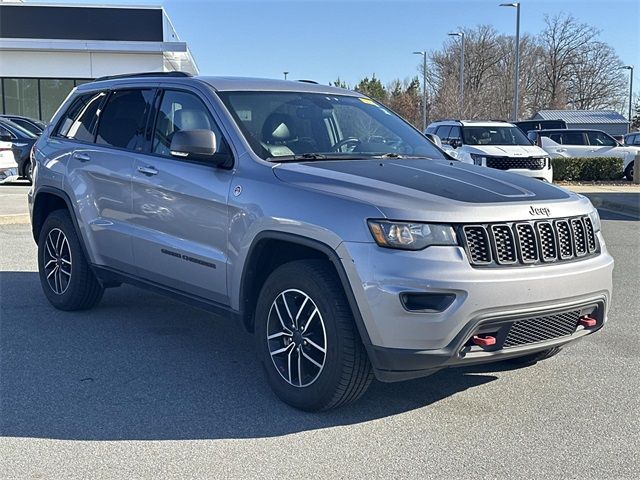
[465,144,547,157]
[273,159,591,223]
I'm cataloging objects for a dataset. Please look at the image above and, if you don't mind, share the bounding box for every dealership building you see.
[0,1,198,122]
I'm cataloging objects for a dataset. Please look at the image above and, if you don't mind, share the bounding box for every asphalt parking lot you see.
[1,185,639,479]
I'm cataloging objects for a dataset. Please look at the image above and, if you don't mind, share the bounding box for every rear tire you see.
[38,209,104,311]
[624,161,634,181]
[255,260,373,411]
[505,346,562,366]
[25,159,33,183]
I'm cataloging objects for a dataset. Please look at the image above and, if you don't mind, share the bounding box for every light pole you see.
[283,71,289,80]
[620,65,634,127]
[413,51,428,131]
[500,2,521,121]
[448,32,465,117]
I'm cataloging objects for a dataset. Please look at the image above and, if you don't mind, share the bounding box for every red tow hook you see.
[472,335,496,347]
[579,316,597,328]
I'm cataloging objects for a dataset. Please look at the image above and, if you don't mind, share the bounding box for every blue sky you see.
[44,0,638,93]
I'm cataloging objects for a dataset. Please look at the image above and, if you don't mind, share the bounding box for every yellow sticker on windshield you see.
[358,98,376,105]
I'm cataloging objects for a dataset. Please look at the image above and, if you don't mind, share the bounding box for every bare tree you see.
[568,41,627,109]
[538,13,598,108]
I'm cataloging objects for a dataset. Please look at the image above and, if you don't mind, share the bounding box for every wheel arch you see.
[238,231,372,347]
[32,187,91,261]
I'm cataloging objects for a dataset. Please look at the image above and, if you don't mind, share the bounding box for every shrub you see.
[551,157,624,181]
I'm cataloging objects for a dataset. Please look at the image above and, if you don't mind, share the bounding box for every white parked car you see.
[426,120,553,182]
[528,129,638,181]
[0,137,18,183]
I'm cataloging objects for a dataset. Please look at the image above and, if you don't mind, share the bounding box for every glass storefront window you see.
[1,78,93,120]
[40,79,75,121]
[3,78,40,119]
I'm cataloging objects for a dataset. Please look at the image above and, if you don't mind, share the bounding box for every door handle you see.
[73,152,91,162]
[555,148,566,153]
[137,165,158,176]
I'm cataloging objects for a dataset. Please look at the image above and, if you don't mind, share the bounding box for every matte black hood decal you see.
[295,159,570,203]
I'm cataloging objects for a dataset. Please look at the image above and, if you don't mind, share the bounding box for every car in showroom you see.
[426,120,553,182]
[0,114,46,136]
[29,73,613,410]
[0,118,38,182]
[529,128,638,181]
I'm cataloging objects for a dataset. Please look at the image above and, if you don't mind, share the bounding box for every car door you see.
[553,131,591,157]
[129,88,233,304]
[585,131,625,159]
[66,88,155,273]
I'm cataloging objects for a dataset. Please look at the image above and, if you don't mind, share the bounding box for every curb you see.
[582,193,640,218]
[0,213,30,225]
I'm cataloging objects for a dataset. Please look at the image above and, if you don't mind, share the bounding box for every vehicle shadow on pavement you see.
[0,271,498,441]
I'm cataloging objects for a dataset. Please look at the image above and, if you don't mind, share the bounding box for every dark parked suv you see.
[29,73,613,410]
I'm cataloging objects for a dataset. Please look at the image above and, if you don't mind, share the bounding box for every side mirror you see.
[0,134,12,143]
[449,138,462,149]
[170,129,218,162]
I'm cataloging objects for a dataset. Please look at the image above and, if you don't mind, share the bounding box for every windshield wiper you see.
[270,153,370,163]
[371,153,437,160]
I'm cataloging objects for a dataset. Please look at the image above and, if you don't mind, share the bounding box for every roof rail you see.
[93,71,192,82]
[297,79,319,84]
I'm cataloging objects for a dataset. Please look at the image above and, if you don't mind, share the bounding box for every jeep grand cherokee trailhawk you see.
[29,73,613,411]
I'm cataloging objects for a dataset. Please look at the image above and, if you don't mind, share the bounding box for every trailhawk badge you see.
[529,206,551,217]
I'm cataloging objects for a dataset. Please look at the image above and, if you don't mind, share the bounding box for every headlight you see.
[367,220,458,250]
[588,209,601,232]
[469,153,486,166]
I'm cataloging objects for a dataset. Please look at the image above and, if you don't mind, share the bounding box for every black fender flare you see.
[238,230,373,348]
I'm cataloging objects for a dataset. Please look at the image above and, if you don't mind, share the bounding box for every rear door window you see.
[56,91,106,142]
[558,132,586,145]
[586,131,617,147]
[96,89,155,150]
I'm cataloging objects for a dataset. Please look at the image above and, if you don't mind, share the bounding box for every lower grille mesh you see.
[503,310,581,348]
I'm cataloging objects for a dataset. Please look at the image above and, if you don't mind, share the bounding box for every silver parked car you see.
[29,73,614,411]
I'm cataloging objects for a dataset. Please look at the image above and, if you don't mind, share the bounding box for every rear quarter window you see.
[55,91,106,143]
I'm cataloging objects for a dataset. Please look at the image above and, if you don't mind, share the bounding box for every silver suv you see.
[29,73,614,411]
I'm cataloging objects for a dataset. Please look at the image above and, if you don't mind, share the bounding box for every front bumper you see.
[497,166,553,183]
[338,234,613,381]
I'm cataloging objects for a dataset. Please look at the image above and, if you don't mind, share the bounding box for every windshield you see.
[462,126,532,146]
[217,91,446,161]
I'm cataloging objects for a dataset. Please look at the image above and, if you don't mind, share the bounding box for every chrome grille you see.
[515,223,538,263]
[462,226,492,264]
[503,310,581,348]
[584,217,597,253]
[571,218,587,257]
[556,220,573,259]
[491,225,517,264]
[461,216,598,267]
[486,156,546,171]
[536,222,557,261]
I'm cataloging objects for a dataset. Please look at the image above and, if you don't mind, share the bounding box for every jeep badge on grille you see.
[529,206,551,217]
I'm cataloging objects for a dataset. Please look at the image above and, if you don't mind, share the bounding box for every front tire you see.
[38,209,104,310]
[255,260,373,411]
[624,161,634,181]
